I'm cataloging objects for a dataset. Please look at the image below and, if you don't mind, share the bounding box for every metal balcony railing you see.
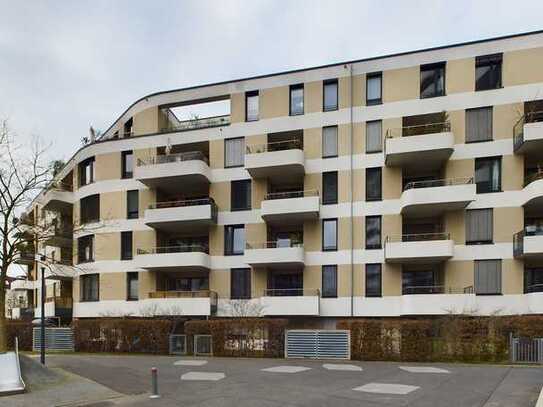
[513,230,525,258]
[403,177,473,191]
[386,121,451,139]
[264,189,318,200]
[513,110,543,151]
[160,114,230,134]
[246,139,302,154]
[46,181,73,193]
[402,285,473,295]
[526,284,543,294]
[246,240,304,249]
[137,150,209,166]
[149,290,216,299]
[137,244,209,255]
[524,169,543,187]
[386,232,450,243]
[263,288,320,297]
[45,296,73,308]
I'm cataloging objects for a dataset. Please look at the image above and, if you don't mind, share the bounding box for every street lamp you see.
[35,254,46,365]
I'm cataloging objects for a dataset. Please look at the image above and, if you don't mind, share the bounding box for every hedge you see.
[6,321,33,351]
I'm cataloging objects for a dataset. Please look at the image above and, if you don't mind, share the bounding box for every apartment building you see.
[11,30,543,325]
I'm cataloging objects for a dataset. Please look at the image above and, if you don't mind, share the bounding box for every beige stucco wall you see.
[503,47,543,86]
[95,153,121,181]
[261,86,289,119]
[446,58,475,94]
[383,67,419,102]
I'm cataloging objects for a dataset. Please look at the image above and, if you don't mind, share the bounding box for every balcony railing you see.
[402,285,474,295]
[524,169,543,187]
[137,244,209,255]
[246,139,302,154]
[514,230,525,257]
[137,151,209,166]
[526,284,543,294]
[148,197,217,217]
[386,232,450,243]
[263,288,319,297]
[45,296,73,308]
[149,290,216,299]
[386,121,451,139]
[403,177,473,191]
[160,114,230,134]
[45,181,73,193]
[264,189,318,200]
[513,110,543,151]
[246,240,303,249]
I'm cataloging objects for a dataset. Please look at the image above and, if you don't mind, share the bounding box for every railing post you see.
[150,367,160,399]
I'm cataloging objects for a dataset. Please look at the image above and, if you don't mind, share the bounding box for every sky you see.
[1,0,543,164]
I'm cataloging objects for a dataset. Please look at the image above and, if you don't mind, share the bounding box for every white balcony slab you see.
[134,159,211,191]
[134,252,210,271]
[10,280,35,290]
[144,204,216,231]
[520,235,543,258]
[41,189,74,211]
[261,295,319,316]
[522,178,543,210]
[385,132,454,168]
[516,121,543,154]
[400,183,476,217]
[385,240,454,263]
[244,246,304,268]
[261,196,319,224]
[245,149,305,179]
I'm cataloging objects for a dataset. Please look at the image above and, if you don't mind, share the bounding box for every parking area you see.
[42,354,542,406]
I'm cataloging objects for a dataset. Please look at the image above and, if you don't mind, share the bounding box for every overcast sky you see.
[1,0,543,163]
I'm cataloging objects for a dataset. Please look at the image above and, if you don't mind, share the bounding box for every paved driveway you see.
[45,354,542,407]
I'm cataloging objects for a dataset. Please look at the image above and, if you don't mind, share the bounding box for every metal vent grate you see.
[286,330,350,360]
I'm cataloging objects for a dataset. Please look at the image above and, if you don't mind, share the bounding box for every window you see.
[121,231,133,260]
[366,72,382,105]
[365,216,382,249]
[475,156,501,193]
[78,235,94,263]
[231,268,251,299]
[524,268,543,293]
[127,272,138,301]
[365,264,382,297]
[466,107,493,143]
[420,62,445,98]
[323,79,338,111]
[322,265,337,298]
[80,194,100,224]
[121,151,133,179]
[231,180,251,211]
[170,276,209,291]
[123,118,133,137]
[246,91,259,122]
[474,259,502,295]
[322,126,338,158]
[78,157,95,186]
[289,84,304,115]
[466,208,493,244]
[366,120,382,153]
[127,190,139,219]
[322,219,337,251]
[476,54,502,91]
[366,167,382,201]
[80,274,99,302]
[322,171,338,205]
[225,137,245,168]
[225,225,245,255]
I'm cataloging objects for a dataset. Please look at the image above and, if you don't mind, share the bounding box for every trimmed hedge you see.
[6,321,33,351]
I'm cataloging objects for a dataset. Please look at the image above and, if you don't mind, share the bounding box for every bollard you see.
[150,367,160,399]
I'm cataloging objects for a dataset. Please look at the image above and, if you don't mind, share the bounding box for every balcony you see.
[245,140,305,180]
[160,114,230,134]
[41,183,74,212]
[513,230,543,259]
[385,122,454,168]
[260,190,319,225]
[244,241,305,268]
[10,279,34,290]
[43,224,73,248]
[134,245,210,271]
[513,111,543,154]
[260,289,320,316]
[402,285,473,295]
[400,177,476,217]
[13,251,35,266]
[385,233,454,263]
[148,290,218,316]
[144,198,218,232]
[522,171,543,211]
[134,151,211,192]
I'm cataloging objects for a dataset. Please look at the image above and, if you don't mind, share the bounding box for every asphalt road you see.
[39,354,543,406]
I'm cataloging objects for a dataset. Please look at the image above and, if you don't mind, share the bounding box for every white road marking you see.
[353,383,420,395]
[174,360,208,366]
[261,366,311,373]
[399,366,450,374]
[323,364,363,371]
[181,372,225,381]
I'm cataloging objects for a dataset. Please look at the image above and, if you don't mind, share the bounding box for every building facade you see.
[12,30,543,325]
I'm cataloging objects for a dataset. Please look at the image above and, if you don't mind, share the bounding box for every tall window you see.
[475,54,502,91]
[231,180,251,211]
[466,107,493,143]
[475,156,501,193]
[80,194,100,224]
[246,91,259,122]
[80,274,99,302]
[322,265,337,298]
[127,272,138,301]
[121,231,133,260]
[322,126,338,158]
[78,157,95,186]
[225,225,245,255]
[289,84,304,115]
[524,268,543,293]
[322,171,338,205]
[366,72,382,105]
[323,79,338,111]
[474,260,502,295]
[365,264,382,297]
[78,235,94,263]
[121,151,133,179]
[127,190,139,219]
[231,268,251,299]
[420,62,445,98]
[366,120,382,153]
[366,167,382,201]
[466,208,493,244]
[365,216,382,249]
[225,137,245,168]
[322,219,337,251]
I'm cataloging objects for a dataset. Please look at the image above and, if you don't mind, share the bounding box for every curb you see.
[536,385,543,407]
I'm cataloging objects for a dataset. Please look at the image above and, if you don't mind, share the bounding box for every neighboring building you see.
[12,30,543,326]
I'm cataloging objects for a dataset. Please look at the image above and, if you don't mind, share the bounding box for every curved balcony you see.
[522,171,543,211]
[245,140,305,180]
[43,224,73,248]
[144,198,218,232]
[513,111,543,154]
[148,290,218,316]
[513,230,543,259]
[400,177,475,217]
[244,241,305,269]
[41,183,74,212]
[134,151,211,192]
[160,114,230,134]
[385,233,454,263]
[385,122,454,169]
[260,190,319,225]
[261,289,320,316]
[134,244,210,271]
[13,251,35,266]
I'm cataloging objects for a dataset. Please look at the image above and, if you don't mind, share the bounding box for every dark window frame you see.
[322,265,338,298]
[365,120,383,153]
[322,171,338,205]
[126,272,139,301]
[121,231,133,261]
[225,224,245,256]
[78,157,95,187]
[127,190,139,219]
[475,156,502,194]
[323,79,338,112]
[289,84,304,116]
[231,179,252,211]
[365,167,382,201]
[80,194,100,224]
[475,53,503,91]
[322,125,338,158]
[230,268,251,299]
[465,208,494,245]
[322,218,338,252]
[121,150,134,179]
[365,263,382,297]
[80,273,99,302]
[465,106,493,143]
[245,90,259,122]
[77,235,95,264]
[365,215,382,250]
[366,72,382,105]
[224,137,245,169]
[420,62,446,99]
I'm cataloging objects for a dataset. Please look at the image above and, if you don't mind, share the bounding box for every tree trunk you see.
[0,286,7,353]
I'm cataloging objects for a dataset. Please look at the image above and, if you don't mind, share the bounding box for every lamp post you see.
[35,254,46,365]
